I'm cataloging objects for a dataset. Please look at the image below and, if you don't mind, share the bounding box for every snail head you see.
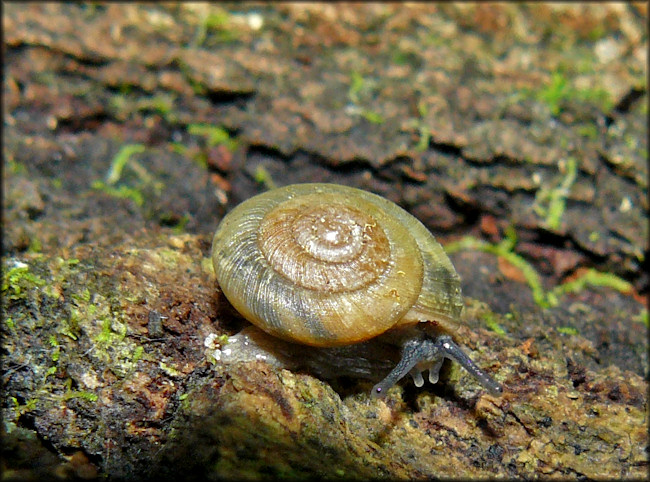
[371,334,503,398]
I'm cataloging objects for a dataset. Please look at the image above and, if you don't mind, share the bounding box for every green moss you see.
[191,8,239,47]
[537,72,571,116]
[188,123,238,151]
[187,76,208,96]
[360,109,385,124]
[189,152,208,170]
[526,72,614,116]
[577,124,599,140]
[254,165,277,190]
[94,316,126,346]
[76,291,139,376]
[496,249,550,308]
[91,180,145,206]
[169,142,189,155]
[551,269,633,298]
[93,143,165,207]
[135,94,175,117]
[95,318,112,345]
[480,312,506,335]
[557,326,579,335]
[546,159,577,229]
[71,287,91,303]
[10,397,38,417]
[61,308,81,341]
[5,317,15,330]
[131,346,144,365]
[6,158,27,175]
[416,124,431,151]
[159,361,182,377]
[157,248,183,265]
[533,157,577,230]
[2,263,46,301]
[171,214,191,234]
[446,228,552,308]
[80,296,142,376]
[28,236,42,254]
[48,335,61,363]
[63,390,98,403]
[446,233,639,313]
[106,144,146,184]
[346,71,384,124]
[637,311,649,327]
[348,71,365,104]
[2,248,163,429]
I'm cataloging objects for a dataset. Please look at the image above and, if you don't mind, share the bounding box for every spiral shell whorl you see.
[259,196,391,292]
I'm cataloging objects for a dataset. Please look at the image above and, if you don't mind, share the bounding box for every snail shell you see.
[211,183,463,347]
[211,183,502,397]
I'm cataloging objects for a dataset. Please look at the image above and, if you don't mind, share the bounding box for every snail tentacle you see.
[437,335,503,396]
[428,358,444,384]
[371,338,428,398]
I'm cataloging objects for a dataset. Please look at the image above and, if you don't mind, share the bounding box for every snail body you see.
[211,183,502,397]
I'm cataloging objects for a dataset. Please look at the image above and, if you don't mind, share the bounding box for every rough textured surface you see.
[1,243,647,479]
[2,3,647,480]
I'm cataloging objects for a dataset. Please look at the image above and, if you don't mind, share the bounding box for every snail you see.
[210,183,502,398]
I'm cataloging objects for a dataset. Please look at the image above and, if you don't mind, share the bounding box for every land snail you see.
[210,183,502,398]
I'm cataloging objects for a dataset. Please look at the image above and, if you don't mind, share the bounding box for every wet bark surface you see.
[2,3,647,480]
